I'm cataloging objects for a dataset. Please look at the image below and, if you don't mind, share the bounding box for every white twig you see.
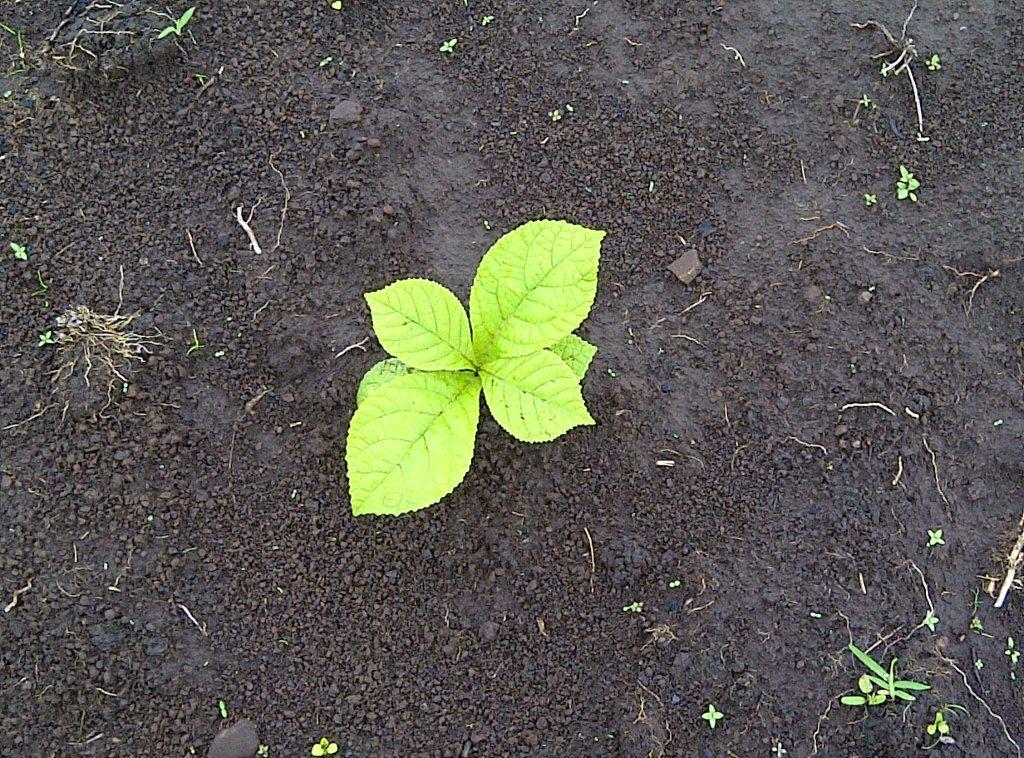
[335,337,369,358]
[995,508,1024,608]
[720,43,747,68]
[175,602,209,636]
[186,228,203,266]
[840,401,897,416]
[235,202,263,255]
[3,578,32,613]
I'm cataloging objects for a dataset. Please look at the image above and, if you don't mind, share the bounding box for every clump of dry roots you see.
[51,303,162,410]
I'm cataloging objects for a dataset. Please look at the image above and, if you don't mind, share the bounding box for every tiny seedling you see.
[926,528,944,548]
[926,54,941,71]
[186,328,203,355]
[926,709,950,737]
[840,643,930,707]
[439,38,457,54]
[217,699,228,719]
[331,0,343,9]
[858,94,874,108]
[549,108,562,122]
[1006,637,1020,666]
[257,747,269,758]
[156,6,195,40]
[319,56,333,67]
[32,271,50,296]
[622,601,644,613]
[311,738,339,757]
[346,220,602,516]
[668,579,681,588]
[10,241,27,260]
[701,704,724,729]
[864,193,877,206]
[482,15,495,25]
[896,165,921,202]
[38,330,55,347]
[921,610,939,632]
[772,742,787,757]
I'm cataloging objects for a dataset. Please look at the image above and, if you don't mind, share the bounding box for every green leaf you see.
[365,278,476,371]
[857,674,873,694]
[840,695,867,706]
[892,690,917,702]
[480,349,594,443]
[548,334,597,380]
[894,680,930,691]
[470,220,603,361]
[178,6,196,29]
[849,644,889,679]
[355,358,412,406]
[346,371,481,515]
[157,26,174,39]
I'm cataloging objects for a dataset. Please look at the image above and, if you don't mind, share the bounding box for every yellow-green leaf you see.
[365,278,475,371]
[548,333,597,380]
[470,220,603,361]
[346,371,480,515]
[480,349,594,442]
[355,358,412,406]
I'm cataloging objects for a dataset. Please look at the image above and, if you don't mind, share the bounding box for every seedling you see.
[311,738,339,756]
[926,54,941,71]
[921,610,939,632]
[217,699,228,719]
[186,329,203,355]
[257,747,269,758]
[701,704,724,729]
[319,56,333,67]
[926,709,949,737]
[1006,637,1020,666]
[897,165,921,202]
[858,94,874,108]
[156,6,196,40]
[331,1,343,9]
[439,38,457,54]
[346,220,602,516]
[32,271,50,297]
[839,643,930,707]
[10,241,27,260]
[864,193,877,206]
[926,528,944,548]
[622,601,644,613]
[549,108,562,122]
[482,15,495,25]
[38,330,55,347]
[668,579,681,588]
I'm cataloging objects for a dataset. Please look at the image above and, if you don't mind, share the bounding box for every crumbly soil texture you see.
[2,1,1023,756]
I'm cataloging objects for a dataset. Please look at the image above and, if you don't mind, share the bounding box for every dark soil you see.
[2,1,1023,756]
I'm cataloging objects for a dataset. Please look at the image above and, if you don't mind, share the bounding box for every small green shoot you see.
[858,94,874,108]
[156,6,195,40]
[37,330,55,347]
[926,54,941,71]
[482,15,495,25]
[186,329,203,356]
[921,610,939,632]
[896,165,920,202]
[217,699,228,719]
[331,0,343,9]
[195,72,208,86]
[10,241,27,260]
[1006,637,1020,666]
[840,643,930,707]
[864,193,877,206]
[668,579,681,588]
[701,704,724,729]
[970,615,984,633]
[439,38,457,54]
[257,747,269,758]
[32,271,50,296]
[311,738,339,756]
[926,709,950,736]
[622,601,644,613]
[975,658,984,671]
[549,108,562,122]
[926,528,944,548]
[319,56,333,67]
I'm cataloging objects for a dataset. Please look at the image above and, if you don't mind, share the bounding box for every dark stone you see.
[668,248,702,284]
[330,99,363,124]
[208,719,259,758]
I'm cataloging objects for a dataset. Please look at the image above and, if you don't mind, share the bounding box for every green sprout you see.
[926,54,941,71]
[858,94,874,108]
[10,242,27,260]
[482,15,495,25]
[186,328,203,355]
[772,743,787,757]
[549,108,562,122]
[926,709,949,736]
[668,579,681,588]
[217,699,228,719]
[840,643,930,707]
[622,601,644,613]
[701,704,724,729]
[346,220,602,516]
[864,193,877,206]
[896,165,920,202]
[331,0,343,9]
[37,330,55,347]
[1006,637,1020,666]
[926,528,944,548]
[156,6,195,40]
[31,271,49,296]
[319,56,333,67]
[921,610,939,632]
[311,738,339,756]
[257,747,269,758]
[439,38,457,54]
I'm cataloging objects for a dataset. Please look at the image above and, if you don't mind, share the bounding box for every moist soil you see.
[2,1,1023,756]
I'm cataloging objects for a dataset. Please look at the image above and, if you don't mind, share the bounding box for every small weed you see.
[858,94,875,108]
[311,738,339,756]
[864,193,877,206]
[970,615,984,633]
[439,38,457,54]
[257,747,269,758]
[1006,637,1020,666]
[622,601,644,613]
[926,54,941,71]
[701,703,724,729]
[331,0,343,9]
[482,15,495,26]
[772,742,787,757]
[896,165,921,202]
[926,709,950,737]
[549,108,562,122]
[668,579,681,588]
[217,699,228,719]
[195,72,208,86]
[319,56,333,67]
[156,6,195,40]
[974,658,984,671]
[10,241,27,260]
[921,610,939,632]
[32,271,50,297]
[840,643,930,707]
[926,528,944,548]
[186,329,203,356]
[38,330,55,347]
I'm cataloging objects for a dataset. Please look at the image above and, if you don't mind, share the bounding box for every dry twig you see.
[994,508,1024,608]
